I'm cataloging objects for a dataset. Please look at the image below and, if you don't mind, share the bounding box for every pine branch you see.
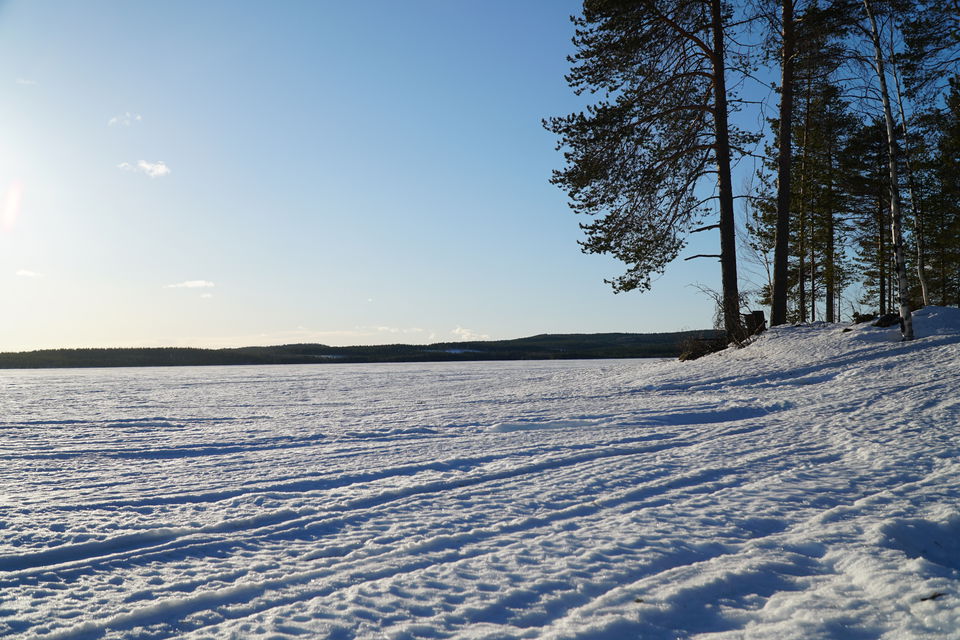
[691,223,721,233]
[640,0,715,61]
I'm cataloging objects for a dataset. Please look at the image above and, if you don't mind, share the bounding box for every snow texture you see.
[1,306,959,639]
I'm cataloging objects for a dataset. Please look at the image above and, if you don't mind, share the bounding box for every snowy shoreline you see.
[2,307,958,639]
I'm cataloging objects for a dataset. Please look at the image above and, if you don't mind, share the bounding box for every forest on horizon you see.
[0,330,721,369]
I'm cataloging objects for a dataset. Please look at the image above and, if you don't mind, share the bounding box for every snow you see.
[1,306,959,639]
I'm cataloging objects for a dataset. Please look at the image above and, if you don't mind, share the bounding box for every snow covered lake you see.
[2,307,959,639]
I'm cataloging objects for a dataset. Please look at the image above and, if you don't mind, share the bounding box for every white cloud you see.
[200,293,214,299]
[451,326,490,341]
[165,280,215,289]
[16,269,42,278]
[15,78,36,85]
[108,112,142,127]
[118,160,171,178]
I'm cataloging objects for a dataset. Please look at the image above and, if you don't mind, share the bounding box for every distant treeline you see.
[0,331,722,369]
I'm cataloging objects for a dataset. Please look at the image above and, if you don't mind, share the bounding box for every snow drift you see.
[1,306,958,639]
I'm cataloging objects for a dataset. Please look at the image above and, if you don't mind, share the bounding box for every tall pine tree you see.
[546,0,748,339]
[926,76,960,306]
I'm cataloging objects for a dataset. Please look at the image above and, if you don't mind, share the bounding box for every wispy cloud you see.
[451,326,490,341]
[15,78,37,85]
[357,326,426,335]
[108,112,142,127]
[118,160,171,178]
[16,269,42,278]
[164,280,214,289]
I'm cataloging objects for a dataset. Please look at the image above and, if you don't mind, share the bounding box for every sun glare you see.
[2,180,24,233]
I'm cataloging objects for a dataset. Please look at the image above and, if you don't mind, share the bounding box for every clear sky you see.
[0,1,728,351]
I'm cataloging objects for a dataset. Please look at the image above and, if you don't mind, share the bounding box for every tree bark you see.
[810,235,817,321]
[771,0,795,326]
[826,139,836,322]
[863,0,914,339]
[797,81,811,323]
[710,0,743,341]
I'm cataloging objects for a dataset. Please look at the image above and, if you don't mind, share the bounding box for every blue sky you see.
[0,1,731,351]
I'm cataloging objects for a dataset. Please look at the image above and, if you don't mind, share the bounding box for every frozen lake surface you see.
[2,307,960,639]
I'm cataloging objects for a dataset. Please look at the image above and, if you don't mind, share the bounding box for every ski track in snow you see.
[1,306,959,639]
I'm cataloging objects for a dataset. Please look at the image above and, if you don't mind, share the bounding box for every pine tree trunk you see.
[878,198,887,315]
[710,0,743,341]
[863,0,914,339]
[797,79,811,323]
[826,142,836,322]
[939,210,948,305]
[811,236,817,321]
[771,0,795,327]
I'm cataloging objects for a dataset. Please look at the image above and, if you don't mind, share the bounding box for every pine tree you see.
[749,0,852,322]
[899,0,960,304]
[846,118,895,315]
[803,84,857,322]
[900,0,960,101]
[860,0,914,338]
[546,0,749,340]
[925,76,960,306]
[760,0,845,324]
[769,0,798,326]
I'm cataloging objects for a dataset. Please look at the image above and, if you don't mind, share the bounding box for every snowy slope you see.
[1,306,958,639]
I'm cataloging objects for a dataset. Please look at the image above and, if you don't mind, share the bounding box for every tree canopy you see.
[550,0,960,336]
[547,0,749,338]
